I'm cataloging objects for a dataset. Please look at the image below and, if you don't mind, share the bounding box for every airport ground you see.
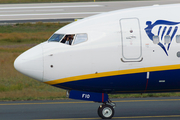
[0,0,180,23]
[1,97,180,120]
[0,0,152,4]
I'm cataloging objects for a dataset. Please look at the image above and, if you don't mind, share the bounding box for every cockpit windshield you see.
[48,34,64,42]
[48,33,88,45]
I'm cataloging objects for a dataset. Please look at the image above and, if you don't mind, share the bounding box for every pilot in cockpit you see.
[65,35,74,45]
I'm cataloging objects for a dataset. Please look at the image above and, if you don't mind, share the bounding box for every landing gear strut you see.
[97,100,116,119]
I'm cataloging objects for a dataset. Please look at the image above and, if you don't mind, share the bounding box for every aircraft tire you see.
[97,105,101,117]
[98,104,114,119]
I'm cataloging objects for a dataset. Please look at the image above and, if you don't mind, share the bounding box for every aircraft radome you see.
[14,3,180,119]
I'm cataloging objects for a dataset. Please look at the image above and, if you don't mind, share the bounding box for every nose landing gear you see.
[68,90,115,119]
[97,100,116,119]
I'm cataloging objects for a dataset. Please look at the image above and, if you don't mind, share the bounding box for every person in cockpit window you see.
[65,35,74,45]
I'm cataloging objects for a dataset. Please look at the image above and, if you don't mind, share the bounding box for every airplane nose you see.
[14,44,44,82]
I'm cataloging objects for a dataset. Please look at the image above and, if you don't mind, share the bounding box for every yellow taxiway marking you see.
[113,98,180,103]
[0,99,180,106]
[0,101,92,106]
[35,115,180,120]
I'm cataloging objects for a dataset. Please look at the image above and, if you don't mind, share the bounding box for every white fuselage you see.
[14,4,180,93]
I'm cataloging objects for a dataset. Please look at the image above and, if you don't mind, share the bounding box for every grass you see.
[0,22,68,45]
[0,22,68,101]
[0,22,180,101]
[0,0,136,4]
[0,53,66,101]
[0,50,67,101]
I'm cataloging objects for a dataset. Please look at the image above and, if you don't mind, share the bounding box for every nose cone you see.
[14,44,43,82]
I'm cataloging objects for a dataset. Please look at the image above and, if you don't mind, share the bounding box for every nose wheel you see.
[97,100,115,119]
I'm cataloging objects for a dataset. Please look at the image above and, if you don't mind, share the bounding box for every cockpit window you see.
[49,33,88,45]
[48,34,64,42]
[60,34,75,45]
[73,33,88,45]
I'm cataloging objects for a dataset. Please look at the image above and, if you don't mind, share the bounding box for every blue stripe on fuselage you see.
[53,69,180,94]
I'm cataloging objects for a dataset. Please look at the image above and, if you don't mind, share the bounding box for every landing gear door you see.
[120,18,142,62]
